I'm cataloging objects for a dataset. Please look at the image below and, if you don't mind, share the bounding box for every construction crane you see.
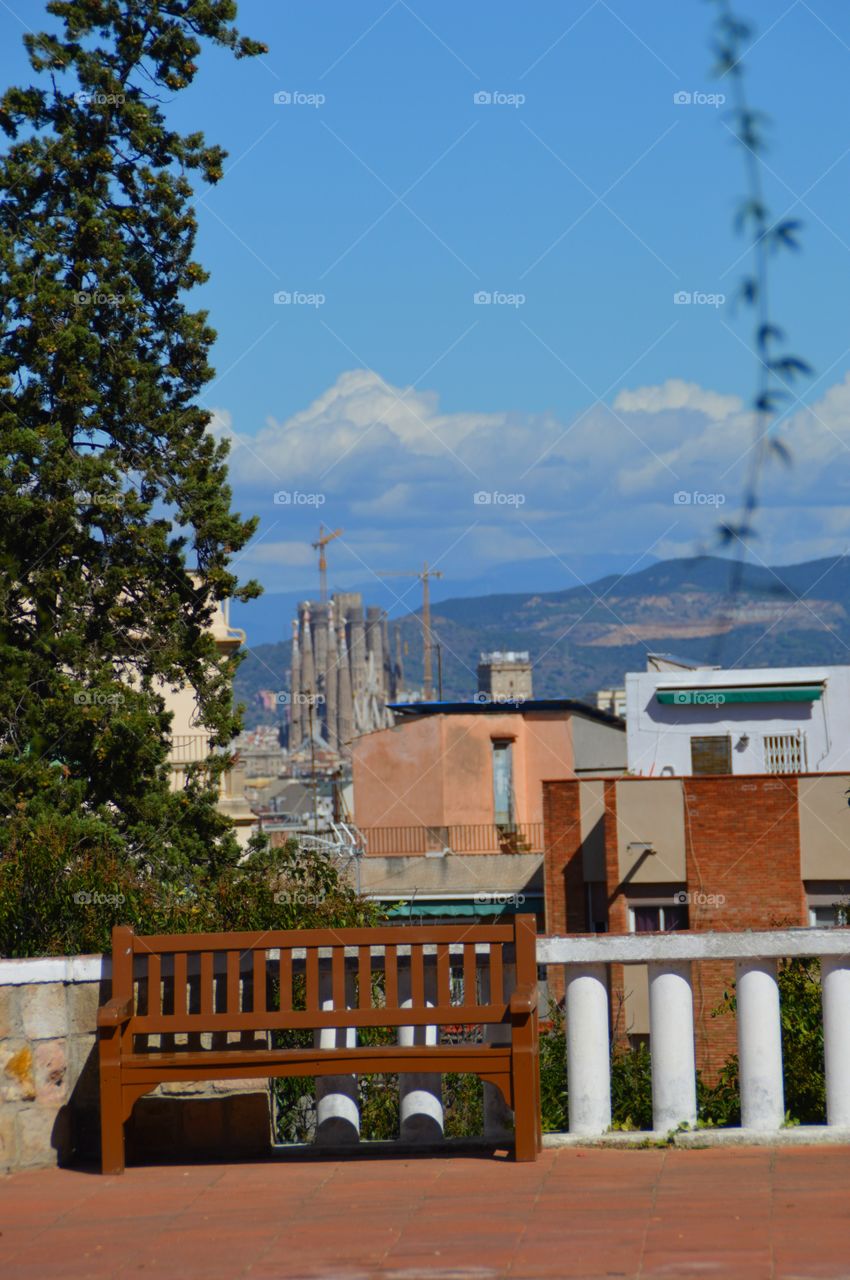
[378,562,443,701]
[311,525,343,603]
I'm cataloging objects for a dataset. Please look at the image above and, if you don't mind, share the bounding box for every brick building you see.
[542,773,850,1075]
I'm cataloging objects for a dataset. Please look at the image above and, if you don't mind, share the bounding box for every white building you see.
[626,657,850,776]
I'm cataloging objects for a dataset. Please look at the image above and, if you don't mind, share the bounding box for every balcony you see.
[359,822,544,856]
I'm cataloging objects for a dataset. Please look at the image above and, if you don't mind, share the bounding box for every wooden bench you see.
[98,916,542,1172]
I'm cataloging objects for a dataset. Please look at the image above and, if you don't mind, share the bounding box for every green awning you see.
[385,901,538,919]
[656,685,823,706]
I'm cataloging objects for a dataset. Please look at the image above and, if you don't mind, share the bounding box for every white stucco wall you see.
[626,665,850,776]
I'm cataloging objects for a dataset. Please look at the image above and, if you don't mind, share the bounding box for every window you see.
[690,735,731,775]
[764,732,807,774]
[491,739,514,826]
[809,904,848,928]
[629,903,688,932]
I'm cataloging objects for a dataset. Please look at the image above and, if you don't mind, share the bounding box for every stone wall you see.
[0,956,271,1174]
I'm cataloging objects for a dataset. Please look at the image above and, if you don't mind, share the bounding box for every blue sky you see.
[4,1,850,641]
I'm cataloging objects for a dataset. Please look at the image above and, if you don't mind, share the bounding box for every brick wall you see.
[682,775,805,1076]
[542,774,809,1075]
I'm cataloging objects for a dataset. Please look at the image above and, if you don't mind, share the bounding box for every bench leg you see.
[513,1048,539,1162]
[100,1068,126,1175]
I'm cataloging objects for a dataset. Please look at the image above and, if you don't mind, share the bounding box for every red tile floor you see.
[2,1146,850,1279]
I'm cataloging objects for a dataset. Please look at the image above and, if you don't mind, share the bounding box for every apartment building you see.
[626,659,850,777]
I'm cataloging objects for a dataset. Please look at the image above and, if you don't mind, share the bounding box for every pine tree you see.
[0,1,266,878]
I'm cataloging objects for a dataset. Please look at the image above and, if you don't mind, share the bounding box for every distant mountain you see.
[229,551,661,646]
[233,554,850,727]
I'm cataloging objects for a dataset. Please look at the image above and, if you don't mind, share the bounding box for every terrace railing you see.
[360,823,545,856]
[538,928,850,1136]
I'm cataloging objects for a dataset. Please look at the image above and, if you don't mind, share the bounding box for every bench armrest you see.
[97,996,133,1027]
[509,983,538,1016]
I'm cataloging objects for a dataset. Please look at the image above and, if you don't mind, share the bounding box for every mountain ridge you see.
[233,554,850,727]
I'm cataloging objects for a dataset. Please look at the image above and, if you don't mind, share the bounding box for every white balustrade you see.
[538,928,850,1139]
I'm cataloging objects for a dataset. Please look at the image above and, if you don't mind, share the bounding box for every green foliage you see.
[0,814,378,957]
[779,958,825,1123]
[0,1,267,876]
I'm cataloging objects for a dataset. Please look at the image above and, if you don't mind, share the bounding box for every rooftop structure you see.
[626,661,850,776]
[477,650,533,702]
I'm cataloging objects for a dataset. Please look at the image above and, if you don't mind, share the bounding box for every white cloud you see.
[212,368,850,591]
[613,378,743,421]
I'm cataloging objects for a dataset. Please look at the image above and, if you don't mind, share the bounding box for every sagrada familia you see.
[288,592,398,756]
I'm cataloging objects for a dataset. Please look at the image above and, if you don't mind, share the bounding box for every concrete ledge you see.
[539,926,850,964]
[542,1126,850,1149]
[0,956,107,986]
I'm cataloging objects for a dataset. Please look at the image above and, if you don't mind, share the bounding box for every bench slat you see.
[436,944,451,1007]
[131,925,514,952]
[489,943,503,1003]
[463,943,476,1006]
[331,946,345,1011]
[305,948,319,1011]
[121,1044,512,1084]
[147,954,161,1019]
[173,953,187,1017]
[253,950,266,1014]
[226,950,241,1015]
[384,945,398,1011]
[200,953,214,1017]
[279,949,292,1012]
[129,1004,509,1033]
[410,946,425,1007]
[358,946,371,1010]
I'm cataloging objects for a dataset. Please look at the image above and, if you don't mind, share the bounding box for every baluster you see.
[822,956,850,1127]
[647,961,696,1132]
[566,963,611,1135]
[736,958,784,1131]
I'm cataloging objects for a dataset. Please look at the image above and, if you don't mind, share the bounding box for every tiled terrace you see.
[3,1145,850,1279]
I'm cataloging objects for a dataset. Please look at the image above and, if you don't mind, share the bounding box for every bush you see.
[0,812,379,957]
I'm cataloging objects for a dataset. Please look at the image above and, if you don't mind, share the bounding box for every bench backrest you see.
[109,917,537,1039]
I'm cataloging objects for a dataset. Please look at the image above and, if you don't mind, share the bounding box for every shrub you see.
[0,812,378,958]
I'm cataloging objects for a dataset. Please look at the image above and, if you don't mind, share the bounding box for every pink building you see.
[352,699,625,857]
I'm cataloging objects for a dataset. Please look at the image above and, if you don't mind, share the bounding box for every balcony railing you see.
[360,823,544,856]
[168,732,214,764]
[539,928,850,1135]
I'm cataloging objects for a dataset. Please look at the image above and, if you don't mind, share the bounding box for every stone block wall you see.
[0,957,272,1174]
